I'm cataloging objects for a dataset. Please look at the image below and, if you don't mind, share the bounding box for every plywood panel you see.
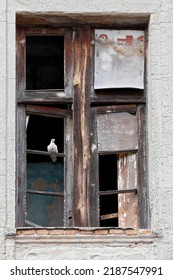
[95,30,144,89]
[97,112,138,152]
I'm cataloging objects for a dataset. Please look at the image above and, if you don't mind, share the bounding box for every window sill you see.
[12,227,162,245]
[16,227,153,236]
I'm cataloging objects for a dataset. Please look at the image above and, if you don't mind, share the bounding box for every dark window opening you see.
[27,115,64,153]
[26,115,64,227]
[99,154,118,227]
[26,36,64,90]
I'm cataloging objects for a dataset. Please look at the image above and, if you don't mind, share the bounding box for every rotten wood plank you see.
[99,189,137,196]
[17,94,73,104]
[137,104,149,228]
[26,105,71,117]
[100,213,118,220]
[17,105,27,227]
[73,27,91,227]
[65,29,74,98]
[94,104,137,114]
[89,109,99,226]
[97,112,138,152]
[64,114,74,227]
[118,153,138,228]
[16,27,25,98]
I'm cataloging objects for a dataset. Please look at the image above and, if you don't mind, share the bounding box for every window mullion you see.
[73,27,91,227]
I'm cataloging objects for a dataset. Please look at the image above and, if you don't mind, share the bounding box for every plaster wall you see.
[0,0,173,259]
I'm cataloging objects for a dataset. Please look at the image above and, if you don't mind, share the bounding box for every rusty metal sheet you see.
[118,153,138,228]
[94,30,144,89]
[97,112,138,152]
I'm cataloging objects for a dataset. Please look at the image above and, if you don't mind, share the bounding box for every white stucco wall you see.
[0,0,173,259]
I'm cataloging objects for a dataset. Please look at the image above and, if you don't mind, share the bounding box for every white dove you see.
[47,139,58,163]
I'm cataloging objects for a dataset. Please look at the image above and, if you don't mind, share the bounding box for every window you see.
[17,26,148,229]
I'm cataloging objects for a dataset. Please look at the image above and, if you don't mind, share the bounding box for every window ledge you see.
[11,228,162,244]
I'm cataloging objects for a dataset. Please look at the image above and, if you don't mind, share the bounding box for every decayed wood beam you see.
[16,27,25,98]
[118,153,138,228]
[99,189,137,196]
[94,104,137,114]
[100,213,118,220]
[26,105,71,117]
[137,104,148,228]
[73,28,91,227]
[17,105,26,227]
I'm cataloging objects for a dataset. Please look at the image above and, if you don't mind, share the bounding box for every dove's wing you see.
[47,141,58,163]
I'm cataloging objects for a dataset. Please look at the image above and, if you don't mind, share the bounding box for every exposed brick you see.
[64,229,78,235]
[94,229,109,235]
[138,229,153,235]
[48,229,65,235]
[16,229,35,235]
[109,229,124,235]
[79,230,94,235]
[125,229,138,235]
[36,229,49,235]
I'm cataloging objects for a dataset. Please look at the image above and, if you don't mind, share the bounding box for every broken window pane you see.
[26,113,65,227]
[26,36,64,90]
[27,115,64,153]
[27,154,64,227]
[99,154,118,227]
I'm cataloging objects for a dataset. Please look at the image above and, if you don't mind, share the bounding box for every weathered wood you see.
[64,114,73,227]
[65,30,74,98]
[97,112,138,152]
[100,213,118,220]
[26,149,64,157]
[137,104,149,228]
[16,28,25,98]
[17,27,72,101]
[73,28,91,227]
[26,105,71,117]
[91,96,146,104]
[18,97,73,105]
[118,153,138,228]
[99,189,137,196]
[26,189,64,197]
[17,105,26,227]
[16,12,149,28]
[94,104,137,114]
[89,109,99,226]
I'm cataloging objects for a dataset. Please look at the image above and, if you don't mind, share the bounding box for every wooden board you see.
[118,153,138,228]
[97,112,138,152]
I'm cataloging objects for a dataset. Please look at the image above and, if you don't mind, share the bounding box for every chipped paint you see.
[95,30,144,89]
[91,144,97,153]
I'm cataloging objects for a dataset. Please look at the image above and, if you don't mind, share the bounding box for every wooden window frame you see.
[16,25,149,229]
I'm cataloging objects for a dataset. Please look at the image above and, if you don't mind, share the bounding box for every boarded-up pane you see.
[97,112,138,152]
[94,30,144,89]
[118,153,138,228]
[27,155,64,227]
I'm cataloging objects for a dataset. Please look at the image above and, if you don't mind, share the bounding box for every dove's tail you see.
[50,155,57,163]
